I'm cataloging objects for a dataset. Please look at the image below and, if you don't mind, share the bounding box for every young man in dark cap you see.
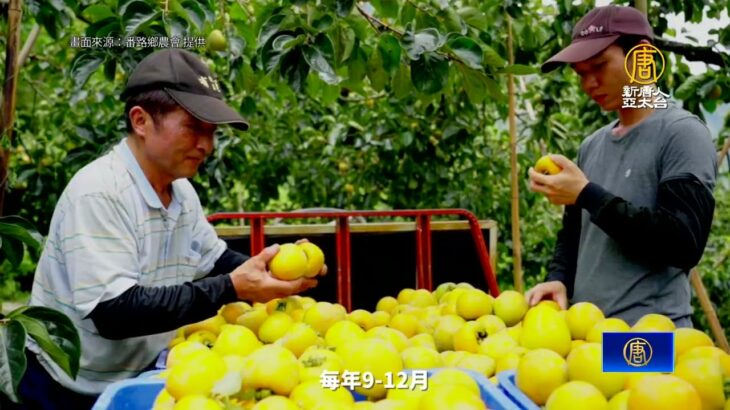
[525,5,717,327]
[7,49,325,409]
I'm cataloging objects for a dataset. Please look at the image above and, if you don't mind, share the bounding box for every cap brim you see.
[165,88,249,131]
[541,35,620,73]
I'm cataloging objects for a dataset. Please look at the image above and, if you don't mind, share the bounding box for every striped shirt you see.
[28,137,226,394]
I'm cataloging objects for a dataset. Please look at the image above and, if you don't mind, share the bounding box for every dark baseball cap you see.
[121,49,249,131]
[541,5,653,73]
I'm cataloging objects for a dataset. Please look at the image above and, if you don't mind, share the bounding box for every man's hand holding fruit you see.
[528,154,590,205]
[230,241,327,303]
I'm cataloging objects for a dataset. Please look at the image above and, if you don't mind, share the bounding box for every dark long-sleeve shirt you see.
[545,102,717,325]
[88,249,249,339]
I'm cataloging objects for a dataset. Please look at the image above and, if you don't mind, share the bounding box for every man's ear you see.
[129,106,151,138]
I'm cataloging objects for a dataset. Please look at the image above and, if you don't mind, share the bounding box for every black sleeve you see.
[546,204,581,297]
[575,173,715,270]
[206,248,250,277]
[88,274,238,340]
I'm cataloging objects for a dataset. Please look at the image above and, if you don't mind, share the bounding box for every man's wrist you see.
[227,274,248,301]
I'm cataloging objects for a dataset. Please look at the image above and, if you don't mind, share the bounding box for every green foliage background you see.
[1,0,729,339]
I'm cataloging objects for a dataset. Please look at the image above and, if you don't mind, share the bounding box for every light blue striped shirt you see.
[28,137,226,394]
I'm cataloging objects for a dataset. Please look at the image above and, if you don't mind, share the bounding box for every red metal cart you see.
[207,209,500,311]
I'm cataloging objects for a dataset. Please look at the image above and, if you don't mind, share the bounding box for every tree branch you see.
[19,24,40,68]
[355,3,403,36]
[654,36,726,68]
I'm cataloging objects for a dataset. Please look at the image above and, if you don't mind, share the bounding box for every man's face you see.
[143,107,217,180]
[571,44,632,111]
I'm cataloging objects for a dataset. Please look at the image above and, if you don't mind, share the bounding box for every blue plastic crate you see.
[496,370,541,410]
[350,368,518,410]
[91,376,164,410]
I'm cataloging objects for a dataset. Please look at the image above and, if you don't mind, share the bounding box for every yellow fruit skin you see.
[631,313,675,332]
[493,290,528,326]
[535,155,562,175]
[566,302,605,340]
[252,396,300,410]
[184,315,226,337]
[269,243,308,280]
[258,312,294,343]
[520,306,572,357]
[376,296,399,313]
[299,242,325,278]
[675,328,714,359]
[339,338,404,399]
[586,318,630,344]
[166,341,208,368]
[241,345,300,396]
[567,343,626,399]
[674,357,725,410]
[608,390,630,410]
[418,385,486,410]
[479,332,518,360]
[186,330,217,347]
[627,375,702,410]
[455,289,493,319]
[401,346,443,369]
[173,395,222,410]
[212,324,261,357]
[452,322,485,353]
[546,381,608,410]
[166,350,226,400]
[516,348,568,405]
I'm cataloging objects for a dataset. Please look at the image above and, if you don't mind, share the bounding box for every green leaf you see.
[675,74,707,100]
[347,46,367,84]
[302,35,340,85]
[103,58,116,82]
[0,320,27,404]
[410,52,448,94]
[401,28,445,60]
[400,1,416,25]
[367,49,389,91]
[498,64,538,75]
[335,0,355,17]
[457,64,487,104]
[261,32,304,73]
[392,63,412,99]
[85,16,120,38]
[69,51,104,88]
[447,36,482,69]
[122,1,160,35]
[280,48,310,92]
[1,237,24,268]
[258,13,290,48]
[482,45,506,68]
[439,8,465,34]
[372,0,399,19]
[180,0,206,31]
[332,24,356,64]
[81,5,114,23]
[457,6,487,31]
[0,217,42,249]
[7,307,80,380]
[378,34,402,74]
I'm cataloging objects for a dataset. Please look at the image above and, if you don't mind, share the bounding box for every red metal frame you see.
[207,209,499,311]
